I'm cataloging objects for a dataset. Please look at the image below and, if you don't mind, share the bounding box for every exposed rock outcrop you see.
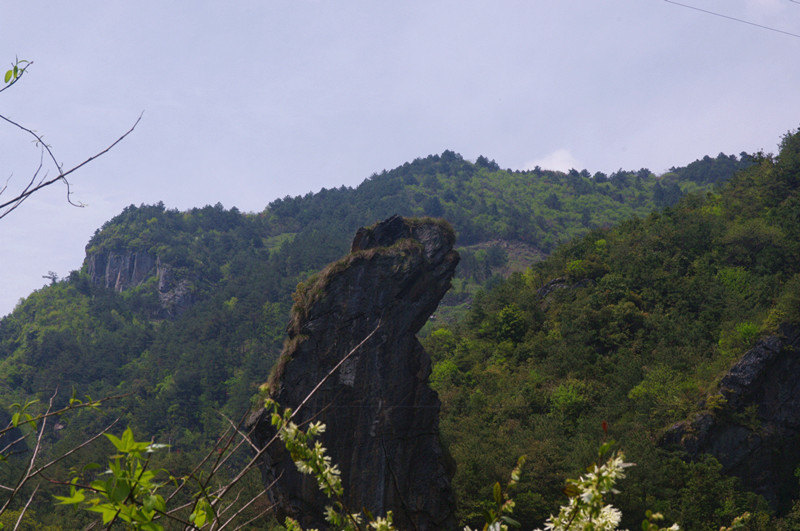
[247,215,459,530]
[86,250,157,292]
[154,260,195,316]
[85,251,194,316]
[662,323,800,511]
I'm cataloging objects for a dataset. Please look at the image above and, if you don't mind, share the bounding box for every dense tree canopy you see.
[425,130,800,528]
[0,146,760,527]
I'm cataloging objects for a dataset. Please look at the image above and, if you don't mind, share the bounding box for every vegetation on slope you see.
[424,131,800,529]
[0,149,754,527]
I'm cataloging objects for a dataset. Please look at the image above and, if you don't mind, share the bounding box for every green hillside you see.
[425,132,800,528]
[0,149,756,527]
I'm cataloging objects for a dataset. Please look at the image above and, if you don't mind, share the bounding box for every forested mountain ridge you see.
[424,131,800,528]
[79,151,752,318]
[0,148,754,527]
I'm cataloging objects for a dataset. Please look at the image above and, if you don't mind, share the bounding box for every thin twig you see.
[217,474,281,530]
[218,412,259,453]
[209,321,381,522]
[0,434,28,457]
[291,320,381,421]
[232,502,278,531]
[44,475,199,530]
[214,491,242,520]
[183,409,255,525]
[28,418,120,479]
[0,61,32,96]
[13,482,38,531]
[0,112,143,217]
[187,472,222,529]
[105,454,152,529]
[0,152,43,219]
[165,426,235,505]
[0,393,127,438]
[0,389,57,514]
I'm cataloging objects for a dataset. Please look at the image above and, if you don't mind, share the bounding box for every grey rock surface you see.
[248,215,459,530]
[85,251,193,316]
[662,323,800,511]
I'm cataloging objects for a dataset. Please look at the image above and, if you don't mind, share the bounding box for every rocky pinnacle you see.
[248,215,459,529]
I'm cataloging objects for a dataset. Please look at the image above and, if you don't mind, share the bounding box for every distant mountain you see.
[0,148,752,527]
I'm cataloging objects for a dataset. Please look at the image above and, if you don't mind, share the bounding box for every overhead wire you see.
[663,0,800,39]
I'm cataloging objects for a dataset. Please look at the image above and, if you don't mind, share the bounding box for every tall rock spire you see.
[248,215,459,529]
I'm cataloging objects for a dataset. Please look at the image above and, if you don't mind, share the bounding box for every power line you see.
[663,0,800,39]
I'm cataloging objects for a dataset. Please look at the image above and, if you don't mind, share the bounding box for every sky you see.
[1,0,799,316]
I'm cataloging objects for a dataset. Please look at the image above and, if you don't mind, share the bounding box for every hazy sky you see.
[1,1,799,316]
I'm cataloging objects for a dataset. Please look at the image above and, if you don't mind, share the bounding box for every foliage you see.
[464,456,525,531]
[0,133,766,527]
[534,445,673,531]
[54,427,171,529]
[3,58,29,86]
[425,128,800,528]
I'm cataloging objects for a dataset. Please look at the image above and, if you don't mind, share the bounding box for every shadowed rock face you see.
[85,251,194,316]
[248,215,459,530]
[662,323,800,511]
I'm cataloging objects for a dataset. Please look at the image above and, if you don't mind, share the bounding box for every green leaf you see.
[91,478,110,494]
[109,481,131,503]
[105,432,124,452]
[4,70,12,83]
[143,495,158,513]
[54,489,86,505]
[493,481,502,505]
[500,515,521,528]
[82,462,102,473]
[88,504,119,524]
[598,440,615,457]
[190,507,207,527]
[121,427,134,452]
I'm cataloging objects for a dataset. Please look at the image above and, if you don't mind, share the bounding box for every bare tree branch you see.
[165,426,236,505]
[28,418,120,480]
[0,392,127,438]
[12,482,38,531]
[231,501,278,531]
[217,475,281,530]
[0,60,31,96]
[209,321,381,512]
[0,388,57,514]
[0,434,28,459]
[218,412,260,453]
[0,111,143,220]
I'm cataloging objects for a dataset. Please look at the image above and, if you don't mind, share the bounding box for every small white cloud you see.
[524,148,580,172]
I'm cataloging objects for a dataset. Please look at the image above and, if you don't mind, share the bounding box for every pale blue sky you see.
[1,1,799,315]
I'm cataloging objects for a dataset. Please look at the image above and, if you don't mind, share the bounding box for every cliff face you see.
[86,250,156,292]
[85,251,194,316]
[248,215,459,530]
[662,323,800,511]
